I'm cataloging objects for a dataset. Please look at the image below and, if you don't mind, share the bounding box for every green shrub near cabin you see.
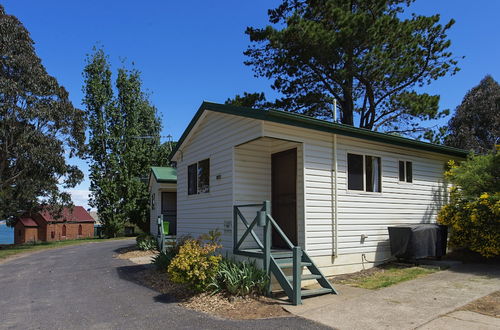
[210,258,269,297]
[136,234,157,251]
[437,152,500,257]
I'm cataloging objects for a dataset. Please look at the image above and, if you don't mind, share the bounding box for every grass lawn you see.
[0,237,130,261]
[336,263,439,290]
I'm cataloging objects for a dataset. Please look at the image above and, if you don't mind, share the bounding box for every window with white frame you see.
[398,160,413,183]
[188,159,210,195]
[347,153,382,192]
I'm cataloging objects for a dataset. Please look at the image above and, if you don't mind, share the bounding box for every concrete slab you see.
[284,284,369,315]
[418,311,500,330]
[284,264,500,330]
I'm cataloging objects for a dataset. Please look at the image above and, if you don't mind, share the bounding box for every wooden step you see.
[300,288,333,297]
[271,251,293,258]
[285,274,322,282]
[275,258,312,268]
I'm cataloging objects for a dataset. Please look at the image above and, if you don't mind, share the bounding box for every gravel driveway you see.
[0,239,329,330]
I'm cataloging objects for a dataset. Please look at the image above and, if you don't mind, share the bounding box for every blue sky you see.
[4,1,500,209]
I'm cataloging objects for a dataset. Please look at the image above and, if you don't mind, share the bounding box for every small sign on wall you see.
[224,220,232,232]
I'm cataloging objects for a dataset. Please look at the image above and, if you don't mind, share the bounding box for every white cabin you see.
[170,102,466,275]
[148,167,177,237]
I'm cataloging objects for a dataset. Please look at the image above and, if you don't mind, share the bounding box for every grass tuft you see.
[338,264,439,290]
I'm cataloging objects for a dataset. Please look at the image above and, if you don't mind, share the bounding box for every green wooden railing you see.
[157,216,175,253]
[233,201,337,305]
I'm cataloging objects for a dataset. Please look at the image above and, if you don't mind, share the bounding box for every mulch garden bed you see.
[133,268,289,320]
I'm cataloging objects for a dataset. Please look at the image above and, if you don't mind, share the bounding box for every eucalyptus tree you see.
[0,5,85,220]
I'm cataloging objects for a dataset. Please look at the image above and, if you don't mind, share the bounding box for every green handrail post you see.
[257,210,266,227]
[157,215,165,253]
[264,200,271,216]
[262,201,271,296]
[292,246,302,305]
[233,206,238,254]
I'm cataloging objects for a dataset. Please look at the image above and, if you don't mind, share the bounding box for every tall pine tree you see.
[243,0,459,136]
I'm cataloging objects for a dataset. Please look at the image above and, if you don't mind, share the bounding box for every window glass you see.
[197,159,210,193]
[347,153,364,191]
[399,161,405,181]
[366,156,381,192]
[188,164,197,195]
[406,161,413,183]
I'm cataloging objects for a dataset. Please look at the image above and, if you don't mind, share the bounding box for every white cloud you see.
[67,189,94,211]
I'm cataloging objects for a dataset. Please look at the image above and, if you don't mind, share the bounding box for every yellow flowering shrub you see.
[167,239,222,292]
[438,191,499,257]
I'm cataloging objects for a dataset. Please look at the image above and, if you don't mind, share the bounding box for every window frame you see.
[346,152,383,194]
[187,163,198,195]
[398,160,413,184]
[187,158,210,196]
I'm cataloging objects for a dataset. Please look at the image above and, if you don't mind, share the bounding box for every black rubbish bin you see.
[388,224,448,260]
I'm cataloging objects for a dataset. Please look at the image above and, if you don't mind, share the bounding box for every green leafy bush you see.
[167,239,222,292]
[152,235,191,270]
[438,153,500,257]
[210,258,269,297]
[136,234,157,251]
[152,251,172,270]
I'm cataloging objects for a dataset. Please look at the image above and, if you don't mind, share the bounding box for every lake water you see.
[0,221,14,244]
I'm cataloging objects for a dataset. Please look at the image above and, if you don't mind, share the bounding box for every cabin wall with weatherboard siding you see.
[233,138,304,249]
[263,120,453,274]
[262,122,335,256]
[332,136,450,260]
[175,111,262,250]
[234,138,270,250]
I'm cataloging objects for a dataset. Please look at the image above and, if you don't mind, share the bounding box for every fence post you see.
[292,246,302,305]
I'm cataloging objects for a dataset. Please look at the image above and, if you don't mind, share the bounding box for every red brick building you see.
[14,206,95,244]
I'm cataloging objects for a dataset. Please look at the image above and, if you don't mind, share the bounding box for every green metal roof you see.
[151,166,177,183]
[170,101,469,160]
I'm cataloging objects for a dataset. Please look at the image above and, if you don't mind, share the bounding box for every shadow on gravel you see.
[115,264,178,304]
[113,244,137,254]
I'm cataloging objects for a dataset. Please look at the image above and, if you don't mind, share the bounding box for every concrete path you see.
[284,264,500,330]
[0,239,328,330]
[419,311,500,330]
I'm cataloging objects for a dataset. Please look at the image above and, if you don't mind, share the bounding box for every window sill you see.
[346,189,383,195]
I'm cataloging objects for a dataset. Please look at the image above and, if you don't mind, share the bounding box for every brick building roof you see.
[19,217,38,227]
[39,206,95,223]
